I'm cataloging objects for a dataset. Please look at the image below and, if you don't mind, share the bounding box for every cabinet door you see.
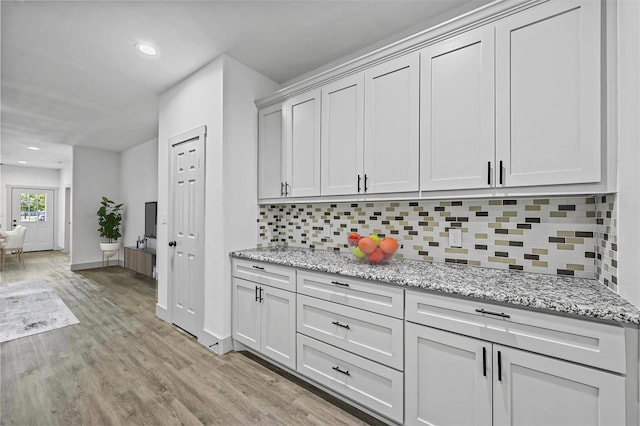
[260,285,296,369]
[321,73,365,196]
[285,89,321,197]
[364,53,420,194]
[258,103,285,199]
[495,0,601,187]
[420,26,495,191]
[405,323,492,426]
[232,278,260,351]
[493,345,626,426]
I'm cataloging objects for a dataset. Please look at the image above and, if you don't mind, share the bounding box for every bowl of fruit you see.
[347,232,399,264]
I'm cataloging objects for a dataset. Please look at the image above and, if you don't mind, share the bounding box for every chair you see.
[0,226,27,270]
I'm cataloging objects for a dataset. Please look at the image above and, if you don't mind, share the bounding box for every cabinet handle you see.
[482,346,487,377]
[252,265,265,270]
[285,182,290,196]
[487,162,491,186]
[331,321,351,330]
[332,366,350,376]
[259,287,264,303]
[498,350,502,382]
[331,280,350,287]
[364,174,368,192]
[168,241,176,247]
[475,308,510,319]
[357,174,361,193]
[280,182,284,196]
[255,286,259,302]
[499,160,503,185]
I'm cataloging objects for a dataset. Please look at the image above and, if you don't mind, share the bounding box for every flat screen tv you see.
[145,201,157,238]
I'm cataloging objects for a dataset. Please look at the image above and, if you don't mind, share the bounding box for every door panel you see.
[170,126,205,337]
[258,104,285,199]
[232,278,260,351]
[364,53,420,194]
[11,187,55,252]
[495,0,601,186]
[321,73,365,196]
[493,345,625,426]
[286,89,321,197]
[420,26,495,190]
[260,285,296,369]
[405,323,492,426]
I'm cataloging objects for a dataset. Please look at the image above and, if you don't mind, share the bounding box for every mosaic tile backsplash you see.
[257,195,618,288]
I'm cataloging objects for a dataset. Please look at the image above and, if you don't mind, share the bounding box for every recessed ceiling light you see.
[18,161,27,164]
[135,43,157,56]
[27,146,40,151]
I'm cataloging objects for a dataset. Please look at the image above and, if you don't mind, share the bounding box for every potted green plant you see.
[97,196,123,258]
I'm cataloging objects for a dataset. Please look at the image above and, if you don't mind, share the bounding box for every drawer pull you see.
[331,280,350,287]
[331,321,351,330]
[332,366,350,376]
[252,265,265,270]
[475,308,510,319]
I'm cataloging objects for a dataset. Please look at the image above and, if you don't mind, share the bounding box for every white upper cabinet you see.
[321,73,365,196]
[285,89,322,197]
[364,53,420,194]
[495,0,601,187]
[258,103,285,199]
[420,26,495,191]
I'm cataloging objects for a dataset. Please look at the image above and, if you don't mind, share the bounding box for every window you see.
[20,192,47,222]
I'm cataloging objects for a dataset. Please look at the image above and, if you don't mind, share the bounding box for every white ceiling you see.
[1,0,492,169]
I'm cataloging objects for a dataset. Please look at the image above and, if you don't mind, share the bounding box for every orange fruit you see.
[367,248,384,264]
[379,237,399,254]
[347,232,361,247]
[358,237,377,255]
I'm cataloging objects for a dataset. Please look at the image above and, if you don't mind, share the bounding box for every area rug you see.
[0,280,79,343]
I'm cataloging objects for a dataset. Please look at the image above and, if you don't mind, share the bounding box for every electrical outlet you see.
[449,228,462,248]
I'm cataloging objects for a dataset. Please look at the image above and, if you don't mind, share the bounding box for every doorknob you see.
[168,241,177,247]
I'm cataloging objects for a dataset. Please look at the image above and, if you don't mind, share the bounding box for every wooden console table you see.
[124,246,156,278]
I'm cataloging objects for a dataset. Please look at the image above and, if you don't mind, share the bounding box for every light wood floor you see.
[0,251,377,425]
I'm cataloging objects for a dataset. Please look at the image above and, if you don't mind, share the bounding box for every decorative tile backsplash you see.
[257,195,617,286]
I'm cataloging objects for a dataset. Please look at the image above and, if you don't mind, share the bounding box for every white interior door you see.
[169,126,206,337]
[11,187,55,252]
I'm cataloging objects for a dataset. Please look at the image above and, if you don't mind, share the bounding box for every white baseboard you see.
[155,303,169,322]
[199,329,233,355]
[70,259,123,271]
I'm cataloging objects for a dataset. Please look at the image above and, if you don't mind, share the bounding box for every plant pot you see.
[100,242,120,258]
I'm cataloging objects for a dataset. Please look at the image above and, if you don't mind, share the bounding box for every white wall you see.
[120,138,158,249]
[58,161,72,249]
[1,165,61,239]
[157,54,277,350]
[616,0,640,307]
[71,146,121,269]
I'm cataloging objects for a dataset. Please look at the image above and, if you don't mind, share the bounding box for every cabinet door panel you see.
[421,26,495,191]
[258,103,285,199]
[364,53,420,193]
[232,278,260,351]
[260,286,296,369]
[496,0,601,187]
[321,73,365,196]
[406,323,492,426]
[286,89,321,197]
[493,345,626,426]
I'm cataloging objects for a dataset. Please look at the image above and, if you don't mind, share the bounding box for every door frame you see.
[167,125,207,334]
[8,185,57,251]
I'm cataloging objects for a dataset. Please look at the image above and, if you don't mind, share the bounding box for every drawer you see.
[297,295,403,370]
[297,270,404,319]
[406,290,628,374]
[232,259,296,292]
[296,334,403,424]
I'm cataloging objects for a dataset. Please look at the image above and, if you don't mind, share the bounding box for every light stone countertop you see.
[231,246,640,325]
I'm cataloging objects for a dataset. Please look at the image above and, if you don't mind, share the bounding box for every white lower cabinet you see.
[406,319,628,426]
[232,277,296,370]
[297,334,404,423]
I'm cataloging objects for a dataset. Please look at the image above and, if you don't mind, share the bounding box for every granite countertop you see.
[231,246,640,325]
